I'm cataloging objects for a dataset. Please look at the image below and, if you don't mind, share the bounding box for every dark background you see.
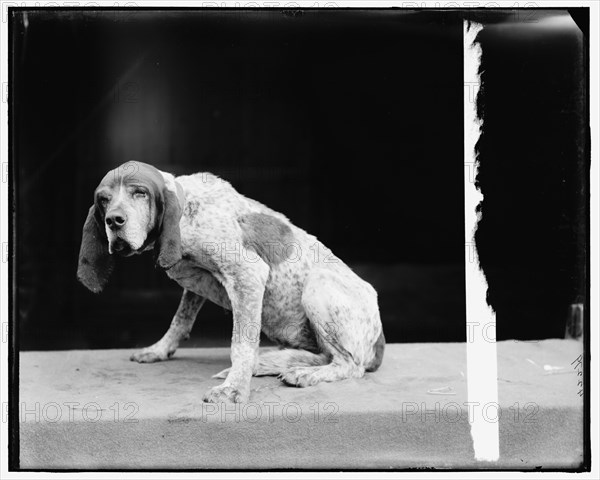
[11,9,586,350]
[474,10,588,341]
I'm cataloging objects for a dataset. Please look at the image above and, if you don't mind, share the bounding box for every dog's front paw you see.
[203,384,248,404]
[130,348,173,363]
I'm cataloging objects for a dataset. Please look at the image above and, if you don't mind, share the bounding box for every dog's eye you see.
[133,190,147,198]
[98,197,109,207]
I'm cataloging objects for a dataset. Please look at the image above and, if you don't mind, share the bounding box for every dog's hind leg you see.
[130,289,205,363]
[279,268,383,388]
[212,348,329,379]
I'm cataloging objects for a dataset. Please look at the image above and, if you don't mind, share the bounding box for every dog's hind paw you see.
[279,366,321,387]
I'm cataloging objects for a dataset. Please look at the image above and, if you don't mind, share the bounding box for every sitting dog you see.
[77,161,385,403]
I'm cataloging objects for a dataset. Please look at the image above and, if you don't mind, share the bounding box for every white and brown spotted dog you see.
[77,161,385,404]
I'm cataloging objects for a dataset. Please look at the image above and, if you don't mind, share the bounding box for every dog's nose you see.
[105,211,127,230]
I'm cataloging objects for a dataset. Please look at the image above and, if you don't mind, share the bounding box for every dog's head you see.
[77,161,183,293]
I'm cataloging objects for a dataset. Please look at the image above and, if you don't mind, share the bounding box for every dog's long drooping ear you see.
[77,205,115,293]
[155,187,183,270]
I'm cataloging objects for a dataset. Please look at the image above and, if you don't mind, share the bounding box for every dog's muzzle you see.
[110,238,134,256]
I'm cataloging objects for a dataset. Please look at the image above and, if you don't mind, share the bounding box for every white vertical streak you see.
[463,20,500,462]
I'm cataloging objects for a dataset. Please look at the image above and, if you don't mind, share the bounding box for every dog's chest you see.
[166,260,232,310]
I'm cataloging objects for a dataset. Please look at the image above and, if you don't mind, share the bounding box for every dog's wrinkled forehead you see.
[96,161,165,196]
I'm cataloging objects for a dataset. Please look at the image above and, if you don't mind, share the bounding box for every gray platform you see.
[19,340,584,469]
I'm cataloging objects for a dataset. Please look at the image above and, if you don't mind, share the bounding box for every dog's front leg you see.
[203,261,269,404]
[131,289,205,363]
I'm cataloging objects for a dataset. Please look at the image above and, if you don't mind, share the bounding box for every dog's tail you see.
[212,349,329,379]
